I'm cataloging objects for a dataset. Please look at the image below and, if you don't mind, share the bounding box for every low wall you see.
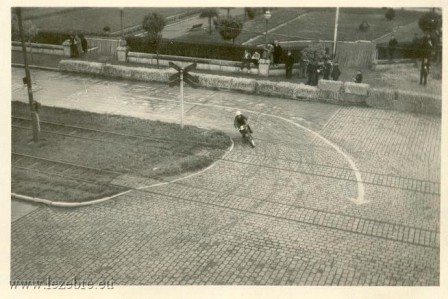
[58,60,441,116]
[12,41,64,56]
[127,52,301,77]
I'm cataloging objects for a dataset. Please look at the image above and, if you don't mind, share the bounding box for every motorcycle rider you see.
[234,111,253,134]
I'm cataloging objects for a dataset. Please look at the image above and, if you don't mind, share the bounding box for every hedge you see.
[12,30,113,45]
[125,36,305,63]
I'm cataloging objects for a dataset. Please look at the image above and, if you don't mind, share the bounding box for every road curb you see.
[12,63,59,72]
[11,137,234,208]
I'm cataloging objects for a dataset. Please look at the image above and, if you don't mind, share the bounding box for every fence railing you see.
[86,38,121,56]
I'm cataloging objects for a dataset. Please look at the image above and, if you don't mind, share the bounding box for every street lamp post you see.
[264,11,271,44]
[120,8,124,39]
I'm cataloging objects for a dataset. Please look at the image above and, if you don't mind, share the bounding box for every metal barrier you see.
[86,38,120,56]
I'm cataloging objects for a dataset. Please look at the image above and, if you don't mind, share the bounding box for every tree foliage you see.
[11,12,39,42]
[418,11,442,34]
[301,42,327,62]
[385,8,395,21]
[199,8,219,35]
[244,8,256,20]
[142,13,166,67]
[216,17,243,44]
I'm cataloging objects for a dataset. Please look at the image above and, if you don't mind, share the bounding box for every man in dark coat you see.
[322,58,332,80]
[80,34,88,54]
[420,59,430,86]
[388,34,398,60]
[306,61,315,85]
[331,61,341,80]
[285,51,294,79]
[272,40,283,66]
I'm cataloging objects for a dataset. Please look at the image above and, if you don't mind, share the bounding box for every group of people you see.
[69,34,88,58]
[239,40,285,73]
[239,40,371,86]
[303,56,343,86]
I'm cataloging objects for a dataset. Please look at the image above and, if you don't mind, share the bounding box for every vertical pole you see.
[333,7,339,59]
[180,70,184,129]
[17,7,39,143]
[120,9,124,39]
[265,20,268,44]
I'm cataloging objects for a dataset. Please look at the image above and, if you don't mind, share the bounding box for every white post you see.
[180,70,184,129]
[333,7,339,59]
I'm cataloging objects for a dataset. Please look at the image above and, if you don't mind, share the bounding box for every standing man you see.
[285,51,294,79]
[322,57,332,80]
[273,40,283,66]
[331,61,341,80]
[388,34,398,60]
[420,58,430,86]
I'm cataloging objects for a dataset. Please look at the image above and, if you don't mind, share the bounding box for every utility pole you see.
[333,7,340,59]
[17,7,39,142]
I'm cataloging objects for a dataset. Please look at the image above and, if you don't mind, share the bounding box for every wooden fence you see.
[86,37,121,56]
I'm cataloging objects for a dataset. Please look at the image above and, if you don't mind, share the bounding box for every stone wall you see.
[58,60,441,116]
[12,41,64,56]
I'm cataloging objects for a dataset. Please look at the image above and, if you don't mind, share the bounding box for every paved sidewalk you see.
[11,67,441,285]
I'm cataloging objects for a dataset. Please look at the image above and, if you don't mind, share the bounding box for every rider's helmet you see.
[235,111,242,116]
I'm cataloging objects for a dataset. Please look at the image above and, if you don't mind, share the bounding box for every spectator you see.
[80,34,88,54]
[69,35,76,58]
[251,51,261,67]
[420,59,430,86]
[240,49,252,73]
[300,57,309,79]
[75,34,82,57]
[306,60,315,85]
[263,43,274,62]
[322,58,332,80]
[285,50,294,79]
[353,70,363,83]
[331,61,341,80]
[421,32,433,62]
[388,34,398,60]
[273,40,283,66]
[315,61,324,85]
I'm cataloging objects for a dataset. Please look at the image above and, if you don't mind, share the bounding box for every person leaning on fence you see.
[75,34,83,57]
[420,59,430,86]
[331,61,341,80]
[240,49,252,73]
[285,50,294,79]
[80,34,88,55]
[251,51,261,67]
[353,70,363,83]
[388,34,398,60]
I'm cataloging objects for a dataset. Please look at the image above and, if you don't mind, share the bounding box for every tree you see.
[12,12,39,63]
[199,8,219,35]
[385,8,395,21]
[244,8,256,20]
[418,11,442,34]
[142,13,166,68]
[216,17,243,45]
[301,42,327,62]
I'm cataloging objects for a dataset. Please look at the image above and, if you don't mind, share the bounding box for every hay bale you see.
[366,88,396,109]
[344,82,370,95]
[318,80,343,92]
[196,74,234,90]
[395,90,442,115]
[59,60,103,75]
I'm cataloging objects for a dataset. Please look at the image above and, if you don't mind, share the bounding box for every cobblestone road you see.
[11,68,440,285]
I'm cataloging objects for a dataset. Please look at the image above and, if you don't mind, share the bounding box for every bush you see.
[385,8,395,21]
[103,26,111,32]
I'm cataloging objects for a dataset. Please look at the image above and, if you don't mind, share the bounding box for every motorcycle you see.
[239,124,255,148]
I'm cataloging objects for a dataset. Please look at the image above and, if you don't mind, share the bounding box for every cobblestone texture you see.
[11,68,440,285]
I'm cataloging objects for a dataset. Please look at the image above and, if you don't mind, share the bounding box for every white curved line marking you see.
[168,99,367,205]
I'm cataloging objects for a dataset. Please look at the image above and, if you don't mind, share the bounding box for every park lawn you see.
[29,7,191,34]
[12,102,231,202]
[174,8,308,45]
[266,8,424,43]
